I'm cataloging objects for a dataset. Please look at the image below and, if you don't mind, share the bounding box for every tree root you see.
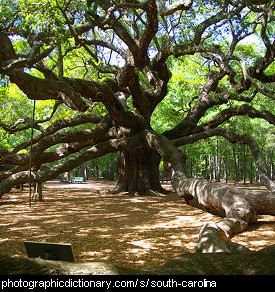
[109,185,170,197]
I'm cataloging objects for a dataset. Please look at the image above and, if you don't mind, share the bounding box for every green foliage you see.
[86,0,99,11]
[0,84,32,149]
[0,0,274,182]
[151,50,274,181]
[151,54,207,133]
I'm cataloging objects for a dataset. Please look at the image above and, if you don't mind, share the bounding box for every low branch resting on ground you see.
[144,130,275,251]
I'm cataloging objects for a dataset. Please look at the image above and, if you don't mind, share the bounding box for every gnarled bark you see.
[144,130,275,252]
[171,166,275,252]
[173,177,259,238]
[113,147,166,196]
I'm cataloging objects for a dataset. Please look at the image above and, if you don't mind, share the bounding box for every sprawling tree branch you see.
[196,104,275,132]
[8,70,89,111]
[0,115,111,166]
[0,132,143,197]
[142,129,275,252]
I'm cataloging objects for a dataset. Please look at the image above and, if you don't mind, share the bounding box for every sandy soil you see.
[0,179,274,269]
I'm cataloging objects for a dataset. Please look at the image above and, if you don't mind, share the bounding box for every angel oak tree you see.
[0,0,275,250]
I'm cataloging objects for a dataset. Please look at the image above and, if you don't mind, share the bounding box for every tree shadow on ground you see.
[0,180,274,269]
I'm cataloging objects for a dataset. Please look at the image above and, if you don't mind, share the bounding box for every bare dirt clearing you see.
[0,180,274,269]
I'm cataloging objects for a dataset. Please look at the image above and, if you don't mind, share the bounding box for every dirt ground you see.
[0,179,274,269]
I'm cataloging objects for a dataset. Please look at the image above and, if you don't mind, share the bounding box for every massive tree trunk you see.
[113,147,166,196]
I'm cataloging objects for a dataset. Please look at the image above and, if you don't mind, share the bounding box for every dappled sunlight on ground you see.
[0,180,274,269]
[232,215,275,250]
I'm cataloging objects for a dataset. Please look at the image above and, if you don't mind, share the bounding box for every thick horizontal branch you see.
[156,0,193,16]
[0,133,143,197]
[0,128,115,182]
[0,116,112,166]
[1,43,55,75]
[37,136,142,183]
[175,176,274,244]
[197,104,275,131]
[0,119,44,134]
[141,131,274,252]
[6,63,143,128]
[152,44,225,69]
[8,70,89,111]
[11,113,103,154]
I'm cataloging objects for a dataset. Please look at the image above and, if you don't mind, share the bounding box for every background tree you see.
[0,0,274,250]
